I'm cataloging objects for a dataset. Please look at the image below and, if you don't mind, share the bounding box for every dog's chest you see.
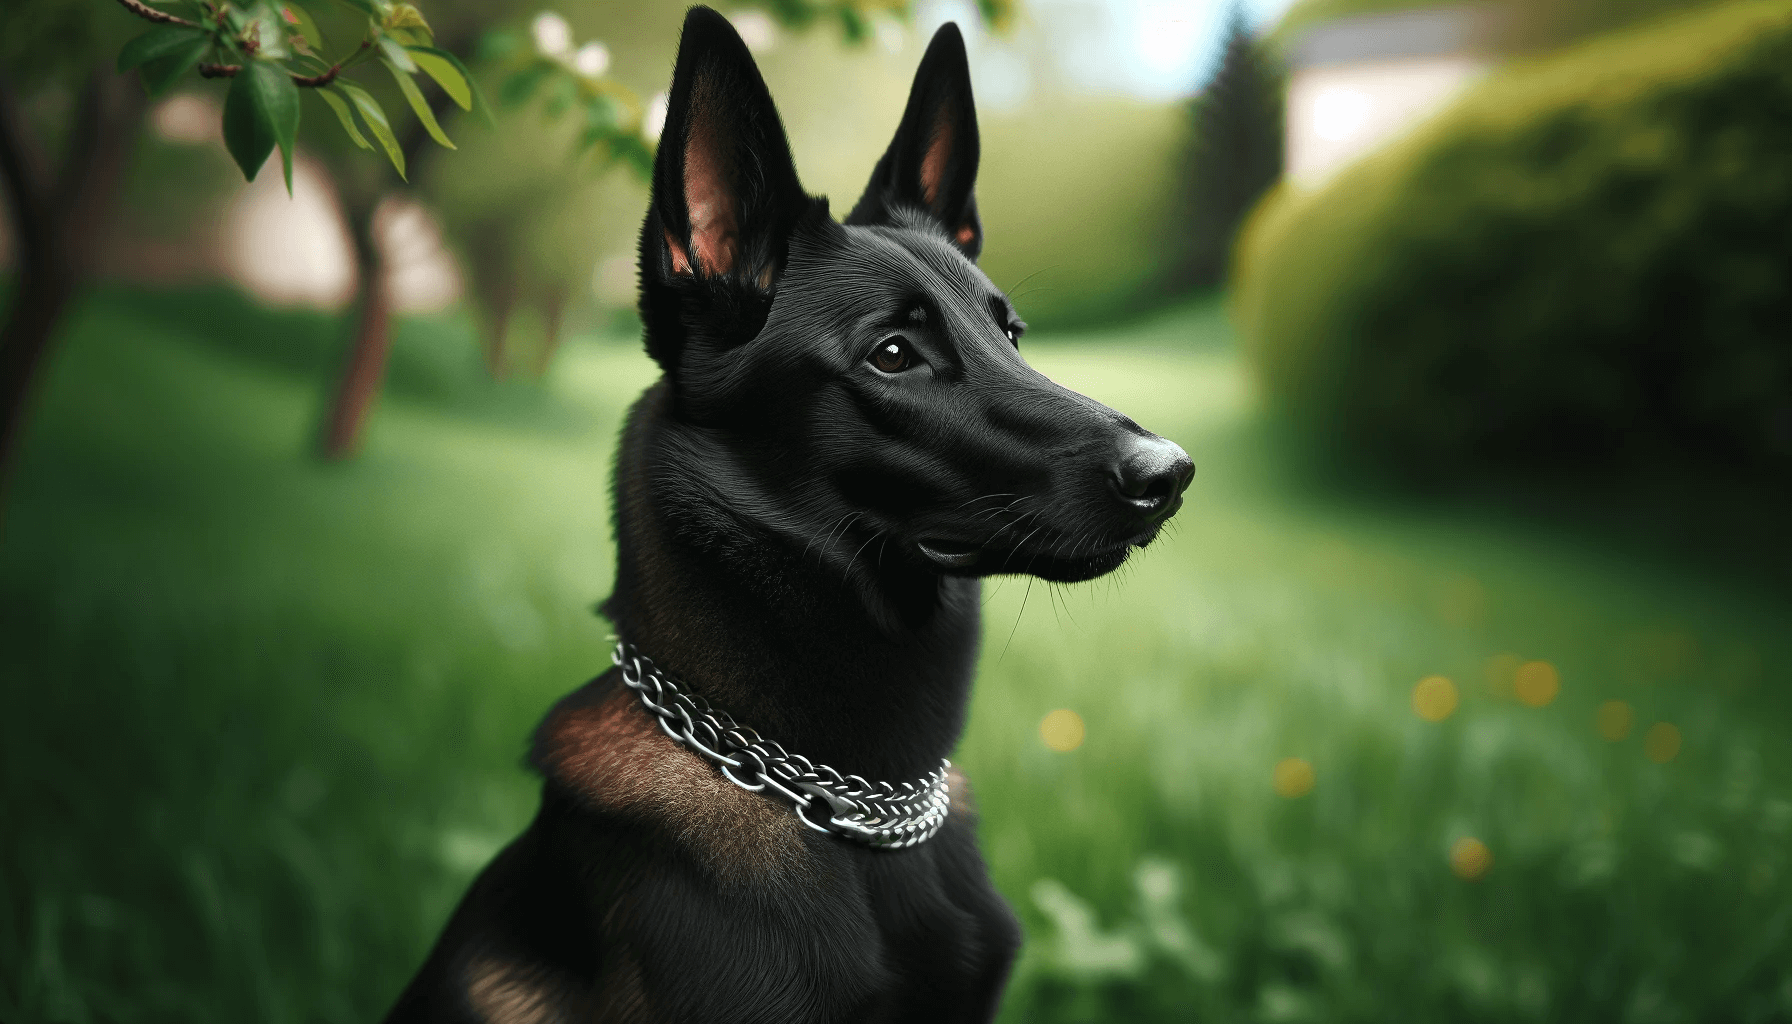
[533,684,1001,1020]
[620,833,992,1022]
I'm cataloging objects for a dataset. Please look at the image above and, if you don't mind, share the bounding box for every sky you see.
[916,0,1302,104]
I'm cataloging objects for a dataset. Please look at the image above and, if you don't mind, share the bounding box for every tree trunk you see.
[465,217,519,379]
[311,60,466,459]
[317,201,393,460]
[0,261,78,504]
[534,281,570,376]
[483,276,516,380]
[0,67,145,526]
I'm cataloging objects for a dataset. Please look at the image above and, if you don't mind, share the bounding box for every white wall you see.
[1285,55,1488,186]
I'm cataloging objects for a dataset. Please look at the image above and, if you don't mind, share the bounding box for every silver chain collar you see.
[612,641,951,850]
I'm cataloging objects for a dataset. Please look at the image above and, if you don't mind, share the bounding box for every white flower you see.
[531,11,572,58]
[643,92,669,141]
[572,41,610,77]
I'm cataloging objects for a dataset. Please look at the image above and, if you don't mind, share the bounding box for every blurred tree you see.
[0,0,489,499]
[305,0,509,459]
[0,0,143,522]
[420,10,652,385]
[1173,0,1284,291]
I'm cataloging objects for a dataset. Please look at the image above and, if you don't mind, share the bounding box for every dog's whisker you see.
[950,491,1017,515]
[1001,264,1058,302]
[849,529,887,567]
[807,509,861,565]
[974,495,1031,522]
[997,577,1034,663]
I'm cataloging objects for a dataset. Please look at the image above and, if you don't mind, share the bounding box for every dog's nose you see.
[1112,434,1194,517]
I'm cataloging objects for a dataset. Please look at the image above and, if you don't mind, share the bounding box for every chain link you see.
[613,641,951,850]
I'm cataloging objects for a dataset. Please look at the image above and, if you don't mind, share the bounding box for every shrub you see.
[1235,0,1792,478]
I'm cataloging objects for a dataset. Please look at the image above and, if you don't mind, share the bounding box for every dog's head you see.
[636,7,1192,590]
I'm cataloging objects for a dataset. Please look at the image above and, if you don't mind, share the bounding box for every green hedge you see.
[1236,0,1792,478]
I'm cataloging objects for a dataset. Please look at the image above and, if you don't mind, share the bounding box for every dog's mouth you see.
[916,525,1165,580]
[916,538,982,569]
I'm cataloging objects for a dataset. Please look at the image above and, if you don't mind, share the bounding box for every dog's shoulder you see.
[529,671,812,883]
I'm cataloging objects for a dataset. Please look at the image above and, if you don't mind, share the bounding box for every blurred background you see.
[3,0,1791,1020]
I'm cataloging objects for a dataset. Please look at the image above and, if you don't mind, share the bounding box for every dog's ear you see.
[845,23,982,260]
[639,6,812,373]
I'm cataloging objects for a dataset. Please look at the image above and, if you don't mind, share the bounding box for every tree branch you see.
[113,0,198,29]
[55,70,149,266]
[198,41,369,87]
[0,69,51,267]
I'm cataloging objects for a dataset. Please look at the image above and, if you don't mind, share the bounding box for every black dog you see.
[384,8,1192,1022]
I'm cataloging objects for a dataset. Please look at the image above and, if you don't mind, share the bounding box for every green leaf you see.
[330,0,381,16]
[223,62,300,190]
[222,68,275,182]
[137,36,213,97]
[117,24,208,73]
[475,29,523,63]
[318,86,372,149]
[407,48,469,111]
[384,3,430,33]
[335,81,406,180]
[611,134,654,181]
[411,46,493,124]
[583,95,620,131]
[542,74,574,119]
[244,3,291,60]
[284,3,325,51]
[376,33,417,72]
[383,57,453,150]
[498,63,552,108]
[256,61,301,192]
[837,7,867,44]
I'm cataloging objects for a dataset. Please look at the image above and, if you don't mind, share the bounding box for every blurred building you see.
[1283,5,1501,185]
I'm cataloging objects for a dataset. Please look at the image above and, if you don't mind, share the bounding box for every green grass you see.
[3,288,1790,1022]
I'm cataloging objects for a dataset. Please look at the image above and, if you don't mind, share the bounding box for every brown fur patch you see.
[463,957,569,1024]
[946,765,978,821]
[539,689,808,882]
[953,223,976,247]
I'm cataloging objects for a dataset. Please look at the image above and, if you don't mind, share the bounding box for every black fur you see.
[384,9,1193,1023]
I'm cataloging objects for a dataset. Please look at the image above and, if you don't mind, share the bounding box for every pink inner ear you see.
[920,116,954,211]
[684,92,739,277]
[665,229,693,276]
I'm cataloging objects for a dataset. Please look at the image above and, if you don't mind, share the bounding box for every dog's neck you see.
[599,381,982,782]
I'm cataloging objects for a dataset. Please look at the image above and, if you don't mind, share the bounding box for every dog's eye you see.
[870,337,915,374]
[1004,325,1021,346]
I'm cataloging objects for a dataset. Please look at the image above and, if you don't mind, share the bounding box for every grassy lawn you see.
[3,288,1789,1022]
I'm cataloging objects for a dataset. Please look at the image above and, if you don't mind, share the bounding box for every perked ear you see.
[845,23,983,260]
[639,6,810,370]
